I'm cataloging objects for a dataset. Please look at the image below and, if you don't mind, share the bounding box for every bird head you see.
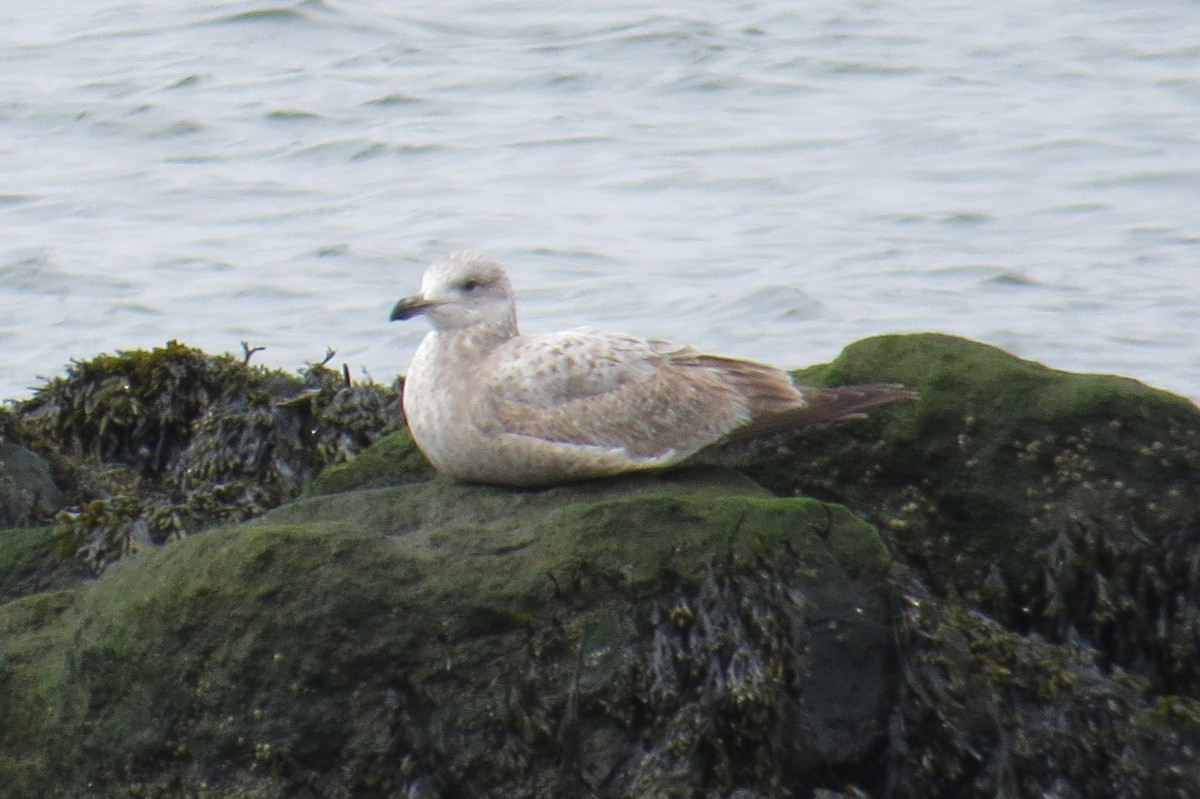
[390,251,518,334]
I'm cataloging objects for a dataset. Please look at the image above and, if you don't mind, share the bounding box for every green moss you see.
[0,589,78,799]
[271,473,888,612]
[555,494,889,583]
[0,527,88,603]
[5,333,1200,796]
[0,528,54,585]
[748,335,1200,690]
[1,472,895,798]
[304,428,435,495]
[35,524,423,796]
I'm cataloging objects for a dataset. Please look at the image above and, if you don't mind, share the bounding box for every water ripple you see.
[0,1,1197,401]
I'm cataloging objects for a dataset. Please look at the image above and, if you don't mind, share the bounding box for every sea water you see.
[2,0,1198,401]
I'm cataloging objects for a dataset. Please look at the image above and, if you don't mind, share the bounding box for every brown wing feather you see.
[484,333,754,460]
[483,330,915,460]
[683,351,915,444]
[718,383,917,445]
[683,354,809,408]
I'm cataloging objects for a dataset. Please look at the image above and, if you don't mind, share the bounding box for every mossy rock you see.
[4,333,1200,798]
[751,333,1200,692]
[4,472,1195,798]
[0,472,894,799]
[0,527,89,604]
[4,341,401,571]
[304,428,435,495]
[315,332,1200,695]
[0,587,78,795]
[887,576,1200,798]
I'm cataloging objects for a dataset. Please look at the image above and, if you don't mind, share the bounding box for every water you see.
[2,0,1198,402]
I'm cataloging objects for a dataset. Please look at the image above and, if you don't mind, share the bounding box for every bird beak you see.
[389,295,439,321]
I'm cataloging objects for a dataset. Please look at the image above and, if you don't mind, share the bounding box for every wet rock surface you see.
[747,334,1200,696]
[0,440,64,529]
[0,341,399,573]
[1,334,1198,798]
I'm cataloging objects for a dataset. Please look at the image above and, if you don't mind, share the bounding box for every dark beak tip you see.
[389,297,424,322]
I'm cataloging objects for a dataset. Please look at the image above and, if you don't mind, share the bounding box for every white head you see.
[389,251,518,335]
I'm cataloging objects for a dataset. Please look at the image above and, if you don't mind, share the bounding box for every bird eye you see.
[460,278,481,292]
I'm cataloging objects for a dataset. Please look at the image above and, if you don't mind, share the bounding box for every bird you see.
[389,251,914,487]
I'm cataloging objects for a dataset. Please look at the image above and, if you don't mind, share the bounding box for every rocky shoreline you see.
[2,334,1198,798]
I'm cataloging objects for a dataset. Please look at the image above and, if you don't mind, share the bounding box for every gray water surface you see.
[2,1,1198,400]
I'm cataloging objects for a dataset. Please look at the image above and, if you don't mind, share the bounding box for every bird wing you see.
[478,329,761,460]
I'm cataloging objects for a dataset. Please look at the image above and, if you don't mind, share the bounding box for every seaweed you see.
[887,577,1200,799]
[6,342,400,571]
[745,334,1200,696]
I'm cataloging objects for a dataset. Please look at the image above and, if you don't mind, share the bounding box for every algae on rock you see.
[303,427,436,496]
[887,577,1199,798]
[4,341,401,572]
[0,527,89,604]
[3,332,1200,798]
[1,473,895,799]
[746,333,1200,695]
[0,437,63,528]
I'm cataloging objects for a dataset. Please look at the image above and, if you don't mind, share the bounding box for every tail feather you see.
[689,354,806,406]
[720,382,916,445]
[681,351,916,447]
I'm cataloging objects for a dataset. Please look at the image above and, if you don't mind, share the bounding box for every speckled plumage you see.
[390,251,914,486]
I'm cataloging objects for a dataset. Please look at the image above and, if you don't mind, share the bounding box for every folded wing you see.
[481,330,785,461]
[478,328,914,466]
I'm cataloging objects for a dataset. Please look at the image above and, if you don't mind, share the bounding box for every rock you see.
[0,470,894,798]
[303,427,436,495]
[744,333,1200,693]
[6,341,401,571]
[887,575,1200,798]
[2,333,1199,798]
[0,440,64,528]
[0,527,90,604]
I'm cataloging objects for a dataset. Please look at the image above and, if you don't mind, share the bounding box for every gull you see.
[389,251,914,487]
